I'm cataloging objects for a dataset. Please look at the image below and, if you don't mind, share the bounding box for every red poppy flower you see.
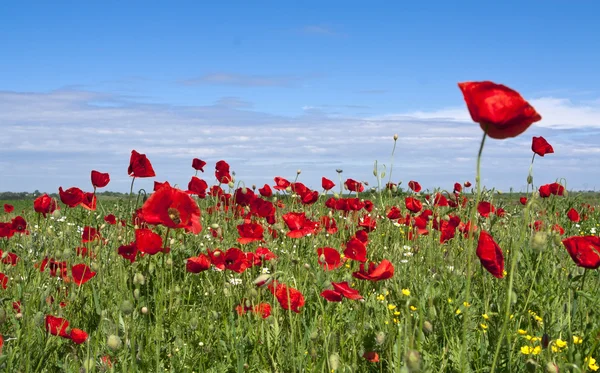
[353,259,394,281]
[458,81,542,139]
[408,180,422,193]
[128,150,156,178]
[117,243,138,263]
[258,184,273,197]
[236,302,272,319]
[363,352,380,363]
[186,254,211,273]
[539,183,565,198]
[562,236,600,269]
[45,315,70,338]
[282,212,318,238]
[405,197,423,214]
[135,228,164,255]
[79,192,97,211]
[354,230,369,244]
[192,158,207,172]
[0,251,19,266]
[317,247,343,271]
[477,201,496,218]
[331,282,363,300]
[476,231,505,278]
[387,206,402,220]
[215,160,232,183]
[71,263,96,286]
[223,248,250,273]
[519,196,528,205]
[3,204,14,214]
[154,180,171,191]
[0,273,8,289]
[343,237,367,263]
[464,181,472,188]
[10,216,27,234]
[69,328,88,344]
[531,136,554,157]
[91,170,110,189]
[186,177,208,198]
[273,176,290,191]
[319,216,338,234]
[434,193,449,207]
[59,187,84,207]
[344,179,364,193]
[33,194,58,217]
[104,214,117,225]
[237,222,264,244]
[140,184,202,234]
[322,177,335,191]
[268,282,305,313]
[300,190,319,205]
[567,208,580,223]
[553,224,565,235]
[320,289,343,302]
[81,226,101,243]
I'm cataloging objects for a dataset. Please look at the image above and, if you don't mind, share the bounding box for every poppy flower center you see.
[168,208,181,224]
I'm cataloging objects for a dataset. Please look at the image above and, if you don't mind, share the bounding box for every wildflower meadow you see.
[1,82,600,372]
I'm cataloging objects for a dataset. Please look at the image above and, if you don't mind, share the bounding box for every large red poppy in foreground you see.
[140,184,202,234]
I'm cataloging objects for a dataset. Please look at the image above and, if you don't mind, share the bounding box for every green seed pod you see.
[133,273,145,286]
[107,335,122,351]
[328,353,340,370]
[423,321,433,335]
[133,288,141,300]
[406,349,421,372]
[120,300,134,315]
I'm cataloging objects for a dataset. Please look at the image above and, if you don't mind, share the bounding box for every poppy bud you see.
[406,349,421,372]
[328,353,340,370]
[15,312,22,319]
[241,187,247,195]
[297,169,301,175]
[133,273,145,286]
[83,359,95,373]
[166,258,173,266]
[285,186,292,193]
[228,181,235,188]
[91,262,99,271]
[545,362,559,373]
[133,288,141,299]
[380,172,386,179]
[141,306,148,314]
[336,169,343,174]
[304,263,310,269]
[375,331,386,345]
[393,134,399,141]
[527,175,533,185]
[107,335,122,351]
[333,193,340,199]
[253,274,272,288]
[190,318,198,330]
[121,300,134,315]
[531,232,547,251]
[423,321,433,334]
[52,209,61,218]
[210,223,219,229]
[252,184,256,190]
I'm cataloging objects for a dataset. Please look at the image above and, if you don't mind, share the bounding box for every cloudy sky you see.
[2,1,600,193]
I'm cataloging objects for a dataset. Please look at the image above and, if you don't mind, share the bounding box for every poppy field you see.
[1,81,600,372]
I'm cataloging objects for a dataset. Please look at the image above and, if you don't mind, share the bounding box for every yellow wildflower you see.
[573,336,583,344]
[518,329,527,335]
[586,357,600,371]
[402,289,410,296]
[463,301,471,307]
[410,306,417,311]
[482,314,489,320]
[455,309,462,315]
[388,304,397,311]
[520,346,533,355]
[480,323,488,330]
[447,298,453,304]
[555,339,567,348]
[377,294,385,301]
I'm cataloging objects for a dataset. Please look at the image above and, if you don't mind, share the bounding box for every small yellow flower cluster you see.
[520,345,541,355]
[585,357,600,371]
[528,310,543,325]
[551,338,567,353]
[573,335,583,344]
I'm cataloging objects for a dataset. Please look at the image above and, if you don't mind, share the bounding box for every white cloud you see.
[1,89,600,193]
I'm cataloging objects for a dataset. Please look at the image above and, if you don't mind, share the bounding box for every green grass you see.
[0,187,599,372]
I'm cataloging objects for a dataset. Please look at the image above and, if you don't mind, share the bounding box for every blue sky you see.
[2,1,600,193]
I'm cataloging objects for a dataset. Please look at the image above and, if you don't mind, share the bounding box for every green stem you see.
[460,129,487,372]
